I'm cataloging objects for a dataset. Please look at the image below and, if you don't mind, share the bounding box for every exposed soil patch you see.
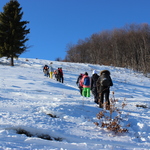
[136,104,148,108]
[16,128,63,141]
[47,113,58,118]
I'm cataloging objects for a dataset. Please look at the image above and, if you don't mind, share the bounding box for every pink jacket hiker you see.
[81,75,90,88]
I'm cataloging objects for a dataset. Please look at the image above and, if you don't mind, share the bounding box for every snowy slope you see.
[0,57,150,150]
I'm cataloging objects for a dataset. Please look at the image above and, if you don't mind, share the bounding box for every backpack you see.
[101,73,111,87]
[56,69,59,74]
[44,66,48,70]
[79,74,83,87]
[59,69,63,76]
[83,76,90,86]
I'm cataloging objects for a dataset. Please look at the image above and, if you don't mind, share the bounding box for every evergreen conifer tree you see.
[0,0,30,66]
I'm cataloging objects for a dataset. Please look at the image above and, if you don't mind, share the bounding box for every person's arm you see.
[76,76,79,84]
[96,77,101,92]
[109,76,113,86]
[90,76,93,90]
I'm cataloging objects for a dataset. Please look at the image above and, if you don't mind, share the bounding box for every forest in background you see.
[65,23,150,75]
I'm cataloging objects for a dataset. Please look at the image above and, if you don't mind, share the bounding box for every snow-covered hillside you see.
[0,57,150,150]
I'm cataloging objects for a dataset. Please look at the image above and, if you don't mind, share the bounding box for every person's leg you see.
[47,71,50,77]
[58,74,61,82]
[86,88,90,97]
[82,88,86,97]
[50,72,53,78]
[105,89,110,110]
[79,87,82,95]
[98,93,100,104]
[94,88,99,103]
[99,92,104,108]
[61,76,64,83]
[92,88,97,103]
[44,70,47,76]
[95,88,99,104]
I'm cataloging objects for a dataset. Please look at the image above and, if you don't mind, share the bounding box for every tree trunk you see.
[10,56,14,66]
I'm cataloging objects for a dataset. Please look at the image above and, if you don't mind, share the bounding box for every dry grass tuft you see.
[95,92,129,135]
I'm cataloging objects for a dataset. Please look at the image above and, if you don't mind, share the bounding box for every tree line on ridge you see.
[65,23,150,75]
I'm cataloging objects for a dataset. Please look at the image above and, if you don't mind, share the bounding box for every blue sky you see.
[0,0,150,61]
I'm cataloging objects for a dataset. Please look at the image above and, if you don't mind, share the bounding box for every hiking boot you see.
[106,105,110,110]
[94,100,99,104]
[99,104,103,108]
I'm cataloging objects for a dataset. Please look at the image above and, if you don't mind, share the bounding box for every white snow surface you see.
[0,57,150,150]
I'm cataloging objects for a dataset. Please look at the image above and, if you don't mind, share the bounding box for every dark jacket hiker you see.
[43,65,49,77]
[96,70,113,109]
[57,67,64,83]
[91,70,99,104]
[76,73,83,95]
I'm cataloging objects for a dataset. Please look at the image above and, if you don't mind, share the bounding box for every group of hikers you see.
[43,63,113,110]
[76,70,113,110]
[43,63,64,83]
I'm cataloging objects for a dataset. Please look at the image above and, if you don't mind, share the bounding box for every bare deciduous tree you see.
[65,23,150,75]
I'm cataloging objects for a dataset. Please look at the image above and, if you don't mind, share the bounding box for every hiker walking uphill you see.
[54,70,58,80]
[58,67,64,83]
[76,73,83,95]
[49,62,54,79]
[91,70,99,104]
[55,68,60,81]
[81,72,90,97]
[43,65,49,77]
[55,67,64,83]
[96,70,113,109]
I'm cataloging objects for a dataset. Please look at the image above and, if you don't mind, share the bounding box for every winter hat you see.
[100,70,110,75]
[92,70,97,74]
[85,72,88,75]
